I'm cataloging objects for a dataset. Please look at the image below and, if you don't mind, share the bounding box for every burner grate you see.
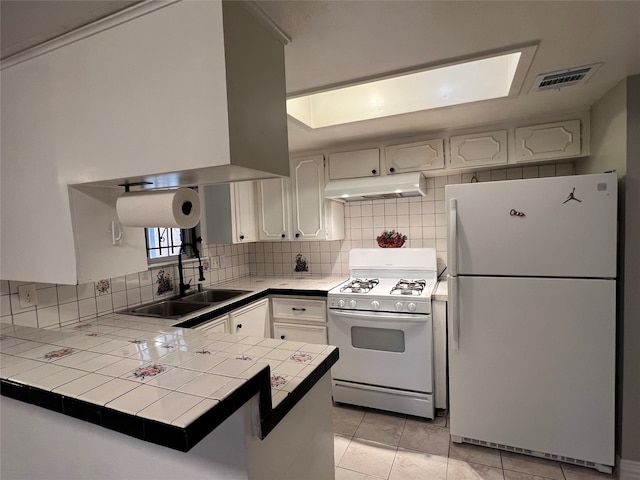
[340,278,379,294]
[390,279,426,296]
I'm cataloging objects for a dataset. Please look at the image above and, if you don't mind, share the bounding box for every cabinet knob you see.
[236,323,243,330]
[281,233,286,238]
[280,335,286,340]
[239,235,245,240]
[292,307,307,312]
[389,167,395,173]
[295,232,300,238]
[371,169,377,174]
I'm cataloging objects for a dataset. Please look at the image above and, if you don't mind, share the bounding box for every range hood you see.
[324,172,427,201]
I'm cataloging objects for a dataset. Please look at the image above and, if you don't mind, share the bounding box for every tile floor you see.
[332,403,615,480]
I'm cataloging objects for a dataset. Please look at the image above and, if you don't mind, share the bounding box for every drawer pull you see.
[236,324,243,330]
[280,335,286,340]
[292,307,307,312]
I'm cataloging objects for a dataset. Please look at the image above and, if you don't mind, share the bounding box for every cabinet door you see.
[204,182,257,244]
[384,139,444,174]
[230,298,269,337]
[449,130,508,169]
[194,314,229,333]
[233,181,257,243]
[514,120,581,163]
[257,177,291,240]
[328,148,380,179]
[291,155,326,240]
[273,322,327,345]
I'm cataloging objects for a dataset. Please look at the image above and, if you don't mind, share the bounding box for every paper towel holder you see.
[117,181,153,192]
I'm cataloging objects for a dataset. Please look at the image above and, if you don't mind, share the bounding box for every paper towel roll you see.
[116,188,200,229]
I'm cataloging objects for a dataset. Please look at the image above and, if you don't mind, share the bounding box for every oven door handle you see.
[329,309,431,323]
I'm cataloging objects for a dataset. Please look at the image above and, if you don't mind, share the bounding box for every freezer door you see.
[446,172,617,278]
[448,276,615,466]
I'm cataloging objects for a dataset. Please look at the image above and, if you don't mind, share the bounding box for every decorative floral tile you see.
[44,347,74,360]
[290,352,313,363]
[96,279,111,295]
[131,364,166,380]
[271,374,288,388]
[156,269,174,295]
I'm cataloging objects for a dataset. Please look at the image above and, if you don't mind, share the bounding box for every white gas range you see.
[327,248,438,419]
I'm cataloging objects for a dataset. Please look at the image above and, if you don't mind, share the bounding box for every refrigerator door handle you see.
[448,198,457,275]
[449,275,459,350]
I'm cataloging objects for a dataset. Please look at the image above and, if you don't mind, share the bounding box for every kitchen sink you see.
[121,300,212,319]
[181,289,250,304]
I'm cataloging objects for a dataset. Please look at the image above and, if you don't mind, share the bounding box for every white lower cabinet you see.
[432,299,447,410]
[194,314,230,333]
[230,298,270,337]
[270,296,328,344]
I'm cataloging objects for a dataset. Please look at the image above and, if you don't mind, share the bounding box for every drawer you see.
[273,322,327,345]
[271,297,326,323]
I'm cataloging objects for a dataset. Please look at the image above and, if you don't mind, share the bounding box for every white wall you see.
[576,75,640,468]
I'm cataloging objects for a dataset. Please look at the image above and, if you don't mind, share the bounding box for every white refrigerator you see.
[446,172,617,473]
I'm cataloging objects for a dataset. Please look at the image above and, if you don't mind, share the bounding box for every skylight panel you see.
[287,48,534,129]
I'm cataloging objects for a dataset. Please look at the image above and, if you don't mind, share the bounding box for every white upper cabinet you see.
[204,182,257,244]
[257,177,292,241]
[384,139,445,174]
[291,155,345,241]
[514,120,582,163]
[449,130,508,169]
[328,148,380,180]
[0,1,288,284]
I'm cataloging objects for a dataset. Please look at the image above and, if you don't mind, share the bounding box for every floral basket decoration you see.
[376,230,407,248]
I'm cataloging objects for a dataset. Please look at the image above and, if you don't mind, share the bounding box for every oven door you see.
[328,309,433,393]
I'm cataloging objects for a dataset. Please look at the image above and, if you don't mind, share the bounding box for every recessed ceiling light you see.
[287,46,536,129]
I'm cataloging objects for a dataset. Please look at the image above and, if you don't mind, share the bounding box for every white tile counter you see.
[0,298,339,452]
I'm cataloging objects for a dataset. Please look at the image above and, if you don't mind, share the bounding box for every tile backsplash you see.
[1,243,250,328]
[1,162,574,327]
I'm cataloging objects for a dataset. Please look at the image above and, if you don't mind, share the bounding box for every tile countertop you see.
[0,279,341,452]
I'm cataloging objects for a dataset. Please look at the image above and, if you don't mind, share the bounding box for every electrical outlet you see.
[18,283,38,308]
[219,255,228,268]
[210,256,220,269]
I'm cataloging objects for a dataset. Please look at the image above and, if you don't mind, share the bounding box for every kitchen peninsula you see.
[0,278,344,480]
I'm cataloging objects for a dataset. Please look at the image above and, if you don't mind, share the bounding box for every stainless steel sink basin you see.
[182,289,250,304]
[122,300,212,319]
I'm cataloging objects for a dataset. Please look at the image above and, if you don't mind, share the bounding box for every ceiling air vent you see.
[531,63,602,92]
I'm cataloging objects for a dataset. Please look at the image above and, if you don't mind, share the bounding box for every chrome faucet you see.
[177,237,206,297]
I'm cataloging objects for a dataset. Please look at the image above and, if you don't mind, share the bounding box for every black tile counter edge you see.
[174,289,329,329]
[0,349,338,453]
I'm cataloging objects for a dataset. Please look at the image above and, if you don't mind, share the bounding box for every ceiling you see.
[2,0,639,154]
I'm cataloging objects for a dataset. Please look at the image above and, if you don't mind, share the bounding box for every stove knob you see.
[371,300,380,310]
[395,302,404,311]
[349,300,357,308]
[407,302,417,312]
[337,299,345,308]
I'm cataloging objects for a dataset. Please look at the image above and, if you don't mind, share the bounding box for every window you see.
[145,226,200,262]
[146,227,182,260]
